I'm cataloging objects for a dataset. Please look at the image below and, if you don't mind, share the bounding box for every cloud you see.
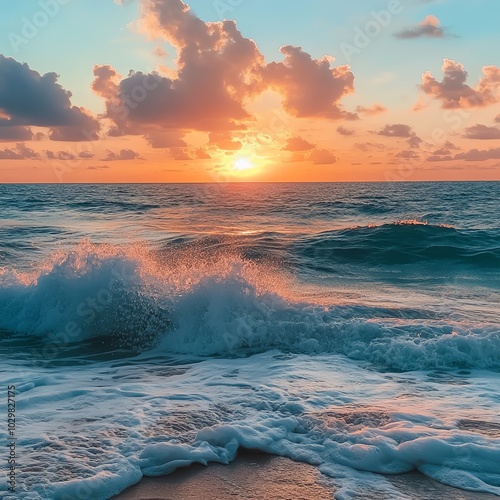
[426,155,453,162]
[395,15,451,39]
[283,136,315,151]
[355,104,387,115]
[395,149,420,159]
[78,151,95,159]
[354,142,387,152]
[337,126,355,136]
[377,124,413,138]
[208,132,242,150]
[195,148,211,159]
[145,130,188,148]
[45,150,76,161]
[0,143,39,160]
[443,140,459,150]
[43,150,93,160]
[87,165,110,170]
[93,0,265,135]
[463,124,500,140]
[377,124,422,148]
[49,126,99,142]
[454,147,500,162]
[170,147,192,160]
[94,0,357,140]
[407,135,423,148]
[153,46,168,58]
[429,142,500,162]
[432,148,451,156]
[265,45,356,120]
[92,64,251,135]
[309,148,336,165]
[0,55,100,142]
[0,126,33,142]
[102,149,141,161]
[495,114,500,123]
[427,141,459,161]
[420,59,500,109]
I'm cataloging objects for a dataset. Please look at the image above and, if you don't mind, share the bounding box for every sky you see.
[0,0,499,183]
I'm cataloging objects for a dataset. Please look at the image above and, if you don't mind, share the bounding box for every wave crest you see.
[1,243,498,371]
[297,222,500,268]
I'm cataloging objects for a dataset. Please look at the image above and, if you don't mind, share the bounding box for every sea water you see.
[0,182,499,499]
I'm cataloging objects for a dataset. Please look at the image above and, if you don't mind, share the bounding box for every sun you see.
[227,155,262,177]
[233,157,254,172]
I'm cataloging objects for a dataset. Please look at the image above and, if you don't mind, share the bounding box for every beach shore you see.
[115,451,499,499]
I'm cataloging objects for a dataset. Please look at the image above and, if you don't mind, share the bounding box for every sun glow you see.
[233,157,254,172]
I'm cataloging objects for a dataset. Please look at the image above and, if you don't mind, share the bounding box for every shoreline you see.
[114,451,499,500]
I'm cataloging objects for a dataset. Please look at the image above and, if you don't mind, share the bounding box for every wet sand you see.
[115,451,499,500]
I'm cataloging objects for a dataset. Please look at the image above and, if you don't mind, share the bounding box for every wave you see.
[296,221,500,269]
[1,243,499,371]
[0,243,171,351]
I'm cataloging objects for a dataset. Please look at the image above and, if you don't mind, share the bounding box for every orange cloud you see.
[337,126,355,136]
[463,124,500,140]
[283,136,315,151]
[426,155,453,162]
[208,132,242,150]
[377,124,422,148]
[0,126,34,142]
[0,143,39,160]
[92,0,265,136]
[266,45,356,120]
[195,148,211,159]
[355,104,387,115]
[421,59,500,109]
[170,147,192,160]
[395,15,450,39]
[309,149,336,164]
[454,147,500,161]
[102,149,141,161]
[145,130,187,148]
[92,0,359,157]
[428,144,500,162]
[395,149,420,159]
[354,142,387,152]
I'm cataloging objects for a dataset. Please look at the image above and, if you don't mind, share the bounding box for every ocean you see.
[0,182,499,499]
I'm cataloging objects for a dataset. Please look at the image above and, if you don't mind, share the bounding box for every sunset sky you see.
[0,0,499,182]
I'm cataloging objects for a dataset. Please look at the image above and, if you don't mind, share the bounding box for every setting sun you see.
[233,157,254,172]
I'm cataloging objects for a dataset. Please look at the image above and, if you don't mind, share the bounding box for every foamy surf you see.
[2,351,499,499]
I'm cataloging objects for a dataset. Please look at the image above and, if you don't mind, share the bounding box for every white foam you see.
[2,351,499,499]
